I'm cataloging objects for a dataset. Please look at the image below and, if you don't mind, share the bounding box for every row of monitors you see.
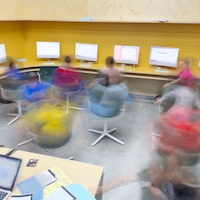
[0,42,180,67]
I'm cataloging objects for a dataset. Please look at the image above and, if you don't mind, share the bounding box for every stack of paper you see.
[16,166,73,200]
[15,166,95,200]
[43,166,73,199]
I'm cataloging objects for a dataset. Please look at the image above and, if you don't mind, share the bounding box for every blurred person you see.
[52,55,83,91]
[2,60,24,89]
[0,60,24,103]
[24,102,73,148]
[88,74,128,117]
[155,106,200,166]
[163,58,195,90]
[157,59,196,110]
[155,86,200,111]
[100,56,121,85]
[22,72,51,106]
[52,55,86,104]
[96,156,200,200]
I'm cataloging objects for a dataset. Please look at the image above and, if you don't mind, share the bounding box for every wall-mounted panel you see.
[0,22,26,61]
[23,22,200,72]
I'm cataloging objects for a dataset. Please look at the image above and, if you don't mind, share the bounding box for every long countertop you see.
[1,58,195,81]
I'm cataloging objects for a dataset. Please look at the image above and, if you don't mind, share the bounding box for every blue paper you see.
[32,189,43,200]
[66,183,96,200]
[17,177,43,194]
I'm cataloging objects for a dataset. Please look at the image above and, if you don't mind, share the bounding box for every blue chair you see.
[88,82,128,146]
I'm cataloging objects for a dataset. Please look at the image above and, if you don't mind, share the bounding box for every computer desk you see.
[0,147,104,199]
[0,60,175,81]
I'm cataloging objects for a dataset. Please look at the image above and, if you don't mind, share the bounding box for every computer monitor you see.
[0,155,22,191]
[114,45,140,65]
[0,44,7,63]
[149,46,179,67]
[36,41,60,59]
[75,43,98,62]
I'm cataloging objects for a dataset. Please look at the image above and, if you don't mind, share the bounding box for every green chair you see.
[37,66,57,82]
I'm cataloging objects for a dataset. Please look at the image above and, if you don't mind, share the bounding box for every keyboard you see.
[43,63,55,65]
[79,64,91,67]
[0,191,8,200]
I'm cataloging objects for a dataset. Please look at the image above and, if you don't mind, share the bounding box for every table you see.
[0,147,103,199]
[0,59,175,81]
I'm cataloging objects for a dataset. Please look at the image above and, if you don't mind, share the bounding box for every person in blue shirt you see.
[2,61,24,90]
[22,72,51,108]
[6,61,23,80]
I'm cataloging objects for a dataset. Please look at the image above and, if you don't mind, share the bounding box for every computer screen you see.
[0,44,7,63]
[75,43,98,62]
[114,45,140,64]
[0,156,21,191]
[149,46,179,67]
[36,42,60,59]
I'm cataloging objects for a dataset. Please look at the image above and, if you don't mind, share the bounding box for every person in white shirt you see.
[155,86,200,110]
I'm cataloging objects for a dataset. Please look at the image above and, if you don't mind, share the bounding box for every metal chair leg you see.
[90,119,124,146]
[7,101,22,126]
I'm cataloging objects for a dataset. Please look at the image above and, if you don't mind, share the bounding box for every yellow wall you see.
[0,21,200,73]
[0,22,26,63]
[24,21,200,71]
[1,0,200,22]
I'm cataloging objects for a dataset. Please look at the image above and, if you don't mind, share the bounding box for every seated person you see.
[100,56,121,85]
[163,58,195,90]
[88,74,128,117]
[22,72,50,106]
[155,86,200,111]
[96,156,200,200]
[2,61,24,89]
[159,58,196,109]
[157,106,200,160]
[52,55,83,92]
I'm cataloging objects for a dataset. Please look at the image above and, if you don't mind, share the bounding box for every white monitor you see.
[0,44,7,63]
[36,41,60,59]
[114,45,140,64]
[75,43,98,62]
[149,46,179,67]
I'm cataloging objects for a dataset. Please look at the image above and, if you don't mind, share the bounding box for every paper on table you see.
[10,194,32,200]
[44,186,76,200]
[43,166,73,199]
[17,170,56,195]
[66,183,96,200]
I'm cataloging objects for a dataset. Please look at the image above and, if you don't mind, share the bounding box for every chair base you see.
[17,138,34,147]
[89,127,124,146]
[69,106,84,111]
[7,114,22,126]
[66,93,84,114]
[6,101,22,126]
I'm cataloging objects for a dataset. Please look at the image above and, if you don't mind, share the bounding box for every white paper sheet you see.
[44,186,76,200]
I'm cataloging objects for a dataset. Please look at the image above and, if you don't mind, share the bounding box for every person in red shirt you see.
[157,106,200,161]
[52,55,83,91]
